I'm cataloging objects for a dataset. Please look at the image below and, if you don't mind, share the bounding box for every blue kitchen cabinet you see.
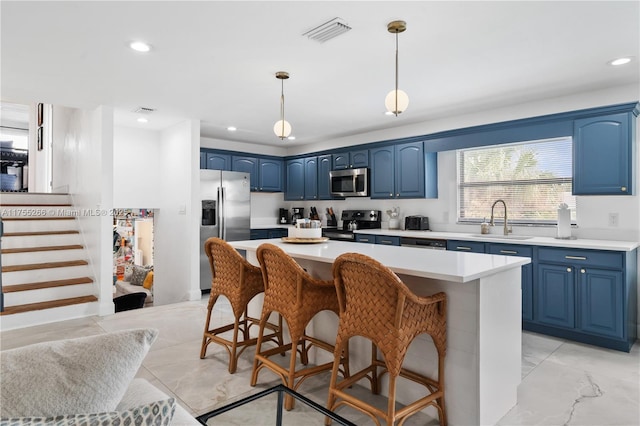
[285,159,305,201]
[375,235,400,246]
[370,141,437,199]
[317,155,333,200]
[232,156,259,190]
[206,152,232,171]
[579,268,624,339]
[200,152,206,169]
[333,149,369,170]
[250,228,287,240]
[258,158,283,192]
[304,156,318,200]
[536,263,576,329]
[355,234,375,244]
[446,240,486,253]
[573,112,635,195]
[233,156,283,192]
[487,244,534,321]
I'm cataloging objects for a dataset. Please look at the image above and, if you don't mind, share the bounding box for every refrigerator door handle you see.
[219,186,225,239]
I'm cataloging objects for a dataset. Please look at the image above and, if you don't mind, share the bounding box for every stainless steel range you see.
[322,210,381,241]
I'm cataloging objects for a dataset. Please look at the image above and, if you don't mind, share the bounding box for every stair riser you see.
[2,249,86,266]
[2,219,78,233]
[0,193,71,205]
[1,234,82,249]
[1,265,93,285]
[0,301,99,331]
[3,284,95,306]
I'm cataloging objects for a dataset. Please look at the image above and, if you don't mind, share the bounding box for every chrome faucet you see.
[490,199,512,236]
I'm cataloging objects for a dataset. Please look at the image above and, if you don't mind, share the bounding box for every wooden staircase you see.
[1,193,98,328]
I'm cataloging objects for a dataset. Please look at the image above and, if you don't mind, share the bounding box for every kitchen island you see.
[230,238,531,426]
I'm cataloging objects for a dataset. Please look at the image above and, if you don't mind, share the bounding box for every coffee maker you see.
[291,207,304,224]
[278,208,290,224]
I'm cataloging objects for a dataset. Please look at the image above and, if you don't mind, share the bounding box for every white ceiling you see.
[2,1,638,147]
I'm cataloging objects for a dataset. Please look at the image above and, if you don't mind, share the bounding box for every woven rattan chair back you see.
[252,243,346,410]
[199,238,281,373]
[327,252,448,426]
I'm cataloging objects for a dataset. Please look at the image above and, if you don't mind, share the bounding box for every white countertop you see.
[230,238,530,283]
[353,229,639,251]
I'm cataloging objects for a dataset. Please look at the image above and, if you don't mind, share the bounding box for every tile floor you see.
[1,297,638,425]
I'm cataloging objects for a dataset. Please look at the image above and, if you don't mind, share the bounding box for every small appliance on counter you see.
[405,215,430,231]
[291,207,304,224]
[278,208,290,224]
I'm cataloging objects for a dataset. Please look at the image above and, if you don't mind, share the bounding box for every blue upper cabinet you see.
[370,141,437,199]
[333,149,369,170]
[200,152,206,169]
[285,158,305,200]
[205,152,232,171]
[231,156,259,190]
[304,156,318,200]
[317,154,333,200]
[573,112,635,195]
[258,158,283,192]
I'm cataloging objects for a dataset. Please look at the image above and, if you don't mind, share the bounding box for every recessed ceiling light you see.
[287,136,296,140]
[130,41,151,52]
[137,117,148,123]
[609,57,632,66]
[227,126,237,131]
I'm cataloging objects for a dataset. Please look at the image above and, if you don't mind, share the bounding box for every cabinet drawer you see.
[538,247,623,269]
[487,244,533,258]
[355,234,375,244]
[376,235,400,246]
[447,240,486,253]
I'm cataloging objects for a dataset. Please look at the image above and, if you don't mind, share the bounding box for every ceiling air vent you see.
[302,18,351,43]
[133,107,156,114]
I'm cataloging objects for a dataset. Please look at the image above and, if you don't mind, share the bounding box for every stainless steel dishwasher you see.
[399,237,447,250]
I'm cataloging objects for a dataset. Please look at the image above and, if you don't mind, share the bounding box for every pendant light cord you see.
[280,79,285,138]
[395,32,399,117]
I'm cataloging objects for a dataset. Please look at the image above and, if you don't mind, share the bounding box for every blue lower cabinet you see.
[375,235,400,246]
[446,240,485,253]
[355,234,375,244]
[250,228,287,240]
[579,268,624,339]
[536,263,575,329]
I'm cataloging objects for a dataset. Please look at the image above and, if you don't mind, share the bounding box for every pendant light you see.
[273,71,292,139]
[385,20,409,116]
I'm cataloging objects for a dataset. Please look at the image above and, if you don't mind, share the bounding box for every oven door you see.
[322,229,355,241]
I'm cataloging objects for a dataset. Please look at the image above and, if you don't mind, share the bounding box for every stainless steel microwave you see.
[329,167,369,197]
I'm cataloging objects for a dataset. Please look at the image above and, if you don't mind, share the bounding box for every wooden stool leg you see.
[325,337,346,426]
[250,311,270,387]
[371,342,380,394]
[438,353,447,426]
[199,294,218,359]
[386,374,397,426]
[228,319,241,374]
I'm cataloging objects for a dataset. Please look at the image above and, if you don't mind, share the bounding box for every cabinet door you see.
[304,156,318,200]
[200,151,206,169]
[285,159,305,200]
[579,268,624,339]
[370,146,395,198]
[395,142,425,198]
[536,263,575,329]
[333,153,350,170]
[206,152,232,171]
[232,156,258,190]
[351,149,369,168]
[573,113,633,195]
[375,235,400,246]
[355,234,375,243]
[317,155,333,200]
[446,240,486,253]
[259,158,283,192]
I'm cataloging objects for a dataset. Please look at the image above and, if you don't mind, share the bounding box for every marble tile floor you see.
[1,298,638,426]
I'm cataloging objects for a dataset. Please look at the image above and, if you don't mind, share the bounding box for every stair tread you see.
[3,277,94,293]
[0,295,98,315]
[2,230,79,237]
[2,260,88,272]
[2,217,75,221]
[1,244,84,254]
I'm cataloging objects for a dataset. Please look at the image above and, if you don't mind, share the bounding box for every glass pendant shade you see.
[273,119,291,139]
[385,89,409,115]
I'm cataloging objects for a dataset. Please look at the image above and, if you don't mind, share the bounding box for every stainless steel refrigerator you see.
[200,169,251,290]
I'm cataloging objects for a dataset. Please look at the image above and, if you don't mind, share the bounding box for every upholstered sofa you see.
[114,265,154,306]
[0,328,199,425]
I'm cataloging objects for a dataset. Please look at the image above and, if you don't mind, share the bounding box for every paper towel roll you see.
[557,208,571,238]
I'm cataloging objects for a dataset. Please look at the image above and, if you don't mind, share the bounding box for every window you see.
[457,137,576,225]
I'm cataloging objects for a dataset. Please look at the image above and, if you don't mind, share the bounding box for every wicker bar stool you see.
[327,253,447,426]
[252,243,349,410]
[200,238,282,374]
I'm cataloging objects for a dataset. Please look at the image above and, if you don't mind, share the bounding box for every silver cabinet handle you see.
[456,246,472,251]
[380,240,393,244]
[500,250,518,254]
[565,255,587,260]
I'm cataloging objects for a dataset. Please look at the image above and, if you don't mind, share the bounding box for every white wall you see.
[114,122,201,306]
[201,136,287,158]
[52,105,114,316]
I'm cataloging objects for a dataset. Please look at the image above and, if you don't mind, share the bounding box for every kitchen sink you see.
[470,234,533,240]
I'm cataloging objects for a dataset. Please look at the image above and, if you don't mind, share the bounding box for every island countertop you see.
[229,238,530,283]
